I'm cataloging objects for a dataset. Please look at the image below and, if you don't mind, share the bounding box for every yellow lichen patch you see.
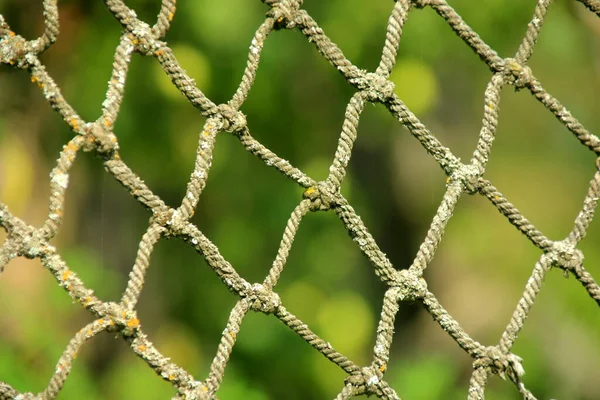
[445,176,451,184]
[127,318,140,328]
[9,31,15,37]
[97,318,105,325]
[508,59,521,71]
[168,374,175,381]
[202,386,208,393]
[30,76,38,83]
[86,329,93,336]
[121,311,127,318]
[154,49,164,57]
[66,140,78,153]
[137,344,147,352]
[229,331,236,339]
[304,187,316,196]
[61,269,72,281]
[68,118,79,131]
[72,351,78,359]
[379,364,386,372]
[168,12,174,22]
[82,296,93,307]
[103,118,112,127]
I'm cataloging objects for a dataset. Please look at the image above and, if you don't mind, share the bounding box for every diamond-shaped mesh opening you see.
[484,86,595,239]
[449,0,537,54]
[0,258,95,391]
[55,155,149,297]
[429,201,543,342]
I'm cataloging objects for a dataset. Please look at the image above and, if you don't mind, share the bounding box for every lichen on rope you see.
[1,0,599,399]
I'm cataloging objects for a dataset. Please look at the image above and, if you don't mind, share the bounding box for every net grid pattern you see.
[1,0,599,399]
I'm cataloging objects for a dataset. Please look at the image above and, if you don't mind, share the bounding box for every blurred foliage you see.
[1,0,599,399]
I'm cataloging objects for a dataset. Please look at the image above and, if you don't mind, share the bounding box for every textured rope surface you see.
[1,0,599,399]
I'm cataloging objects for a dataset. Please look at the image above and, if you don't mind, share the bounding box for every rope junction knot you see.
[389,269,428,302]
[474,347,525,383]
[151,208,186,236]
[127,20,159,56]
[17,227,48,260]
[0,212,53,265]
[264,0,302,30]
[0,33,30,68]
[178,382,211,400]
[345,366,384,395]
[448,164,482,194]
[503,58,533,90]
[350,72,396,103]
[98,302,141,335]
[303,181,338,211]
[245,283,281,314]
[215,104,247,134]
[84,122,119,155]
[550,240,584,271]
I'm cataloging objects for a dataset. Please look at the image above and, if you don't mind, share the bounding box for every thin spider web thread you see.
[0,0,599,399]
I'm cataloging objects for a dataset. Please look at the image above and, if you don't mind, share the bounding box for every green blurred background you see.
[1,0,599,399]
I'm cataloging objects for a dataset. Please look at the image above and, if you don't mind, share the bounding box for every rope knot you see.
[216,104,247,133]
[345,366,383,394]
[20,227,48,259]
[247,283,281,314]
[474,347,525,383]
[351,72,395,103]
[151,208,184,236]
[550,240,584,271]
[84,122,119,155]
[503,58,533,90]
[0,31,31,68]
[448,164,481,194]
[263,0,302,30]
[101,302,141,336]
[389,269,427,301]
[303,181,337,211]
[128,20,159,55]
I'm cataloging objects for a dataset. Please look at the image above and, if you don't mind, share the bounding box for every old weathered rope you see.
[1,0,599,399]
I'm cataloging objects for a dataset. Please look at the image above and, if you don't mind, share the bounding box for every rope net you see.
[1,0,599,399]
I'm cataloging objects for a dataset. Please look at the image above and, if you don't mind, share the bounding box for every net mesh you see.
[1,0,599,399]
